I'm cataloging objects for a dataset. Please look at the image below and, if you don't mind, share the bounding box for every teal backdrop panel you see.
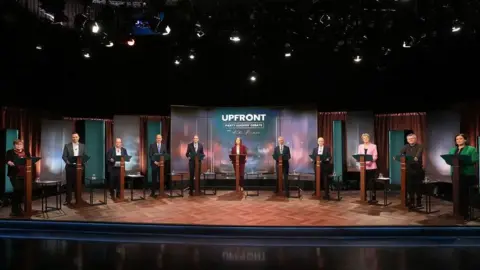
[4,129,18,193]
[146,121,162,183]
[389,130,405,185]
[85,121,106,183]
[332,120,343,182]
[478,137,480,189]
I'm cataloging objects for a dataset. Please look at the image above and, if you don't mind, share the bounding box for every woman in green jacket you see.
[449,133,479,219]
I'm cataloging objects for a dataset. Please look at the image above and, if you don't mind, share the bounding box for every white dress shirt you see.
[114,147,121,167]
[279,145,284,154]
[317,146,324,155]
[73,143,79,157]
[194,143,198,152]
[236,145,240,155]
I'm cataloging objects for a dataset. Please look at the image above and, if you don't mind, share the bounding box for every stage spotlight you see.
[106,41,114,48]
[82,49,90,59]
[248,71,258,82]
[403,36,415,48]
[127,38,135,46]
[284,43,293,58]
[92,22,100,34]
[230,31,241,43]
[353,54,362,63]
[36,45,43,50]
[162,25,171,36]
[174,56,182,65]
[195,22,205,38]
[452,19,463,33]
[188,49,196,60]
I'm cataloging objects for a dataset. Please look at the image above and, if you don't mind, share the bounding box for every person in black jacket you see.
[5,139,31,216]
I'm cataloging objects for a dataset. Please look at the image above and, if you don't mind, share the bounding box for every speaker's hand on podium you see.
[110,158,114,162]
[7,161,14,166]
[154,161,159,166]
[414,157,418,161]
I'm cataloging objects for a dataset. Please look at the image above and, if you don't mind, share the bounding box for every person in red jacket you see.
[231,137,247,190]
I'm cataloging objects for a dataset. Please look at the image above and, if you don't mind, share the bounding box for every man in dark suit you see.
[185,135,204,196]
[311,137,332,200]
[106,138,129,200]
[61,132,86,205]
[273,136,291,197]
[148,134,167,197]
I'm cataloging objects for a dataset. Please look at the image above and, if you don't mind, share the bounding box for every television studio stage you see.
[1,106,480,226]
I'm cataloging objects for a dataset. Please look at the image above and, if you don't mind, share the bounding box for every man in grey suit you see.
[62,132,86,205]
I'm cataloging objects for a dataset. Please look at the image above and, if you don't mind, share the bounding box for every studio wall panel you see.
[40,120,74,182]
[113,116,141,173]
[389,130,405,185]
[332,120,344,182]
[84,120,106,180]
[1,129,18,193]
[426,111,460,182]
[345,111,375,172]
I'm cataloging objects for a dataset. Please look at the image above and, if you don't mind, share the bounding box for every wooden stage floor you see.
[2,190,479,226]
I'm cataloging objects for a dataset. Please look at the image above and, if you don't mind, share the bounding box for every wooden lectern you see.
[153,153,170,198]
[69,155,90,207]
[310,154,322,198]
[15,157,41,217]
[393,155,410,209]
[273,153,284,194]
[441,154,470,218]
[113,155,131,202]
[189,152,204,196]
[352,154,373,202]
[229,154,246,192]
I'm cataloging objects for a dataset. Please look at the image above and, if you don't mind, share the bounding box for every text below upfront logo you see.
[221,114,266,122]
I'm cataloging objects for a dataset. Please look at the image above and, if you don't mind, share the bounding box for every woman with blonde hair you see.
[357,133,378,203]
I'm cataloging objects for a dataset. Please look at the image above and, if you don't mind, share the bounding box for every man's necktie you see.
[195,144,198,152]
[280,146,283,154]
[158,144,161,153]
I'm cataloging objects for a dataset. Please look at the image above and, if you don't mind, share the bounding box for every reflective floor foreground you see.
[1,238,480,270]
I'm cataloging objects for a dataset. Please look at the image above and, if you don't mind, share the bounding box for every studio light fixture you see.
[284,43,293,58]
[188,49,196,60]
[230,31,241,43]
[174,56,182,65]
[248,71,258,82]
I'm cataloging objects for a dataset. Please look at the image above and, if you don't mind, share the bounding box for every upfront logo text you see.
[221,114,266,122]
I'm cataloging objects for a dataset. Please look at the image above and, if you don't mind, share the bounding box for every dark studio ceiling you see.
[1,0,480,116]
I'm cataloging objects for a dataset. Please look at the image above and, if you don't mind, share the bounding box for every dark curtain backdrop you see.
[374,113,427,176]
[317,112,347,147]
[105,121,114,151]
[0,107,42,175]
[460,106,480,148]
[139,116,171,176]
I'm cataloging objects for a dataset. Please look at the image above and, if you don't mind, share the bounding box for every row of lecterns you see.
[12,152,469,219]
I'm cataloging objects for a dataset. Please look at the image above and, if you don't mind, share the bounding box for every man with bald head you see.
[149,134,167,197]
[185,135,204,196]
[273,136,291,197]
[106,138,129,200]
[62,132,86,205]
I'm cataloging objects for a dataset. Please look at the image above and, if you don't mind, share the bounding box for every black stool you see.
[126,174,146,201]
[86,177,108,205]
[36,180,62,217]
[375,177,391,206]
